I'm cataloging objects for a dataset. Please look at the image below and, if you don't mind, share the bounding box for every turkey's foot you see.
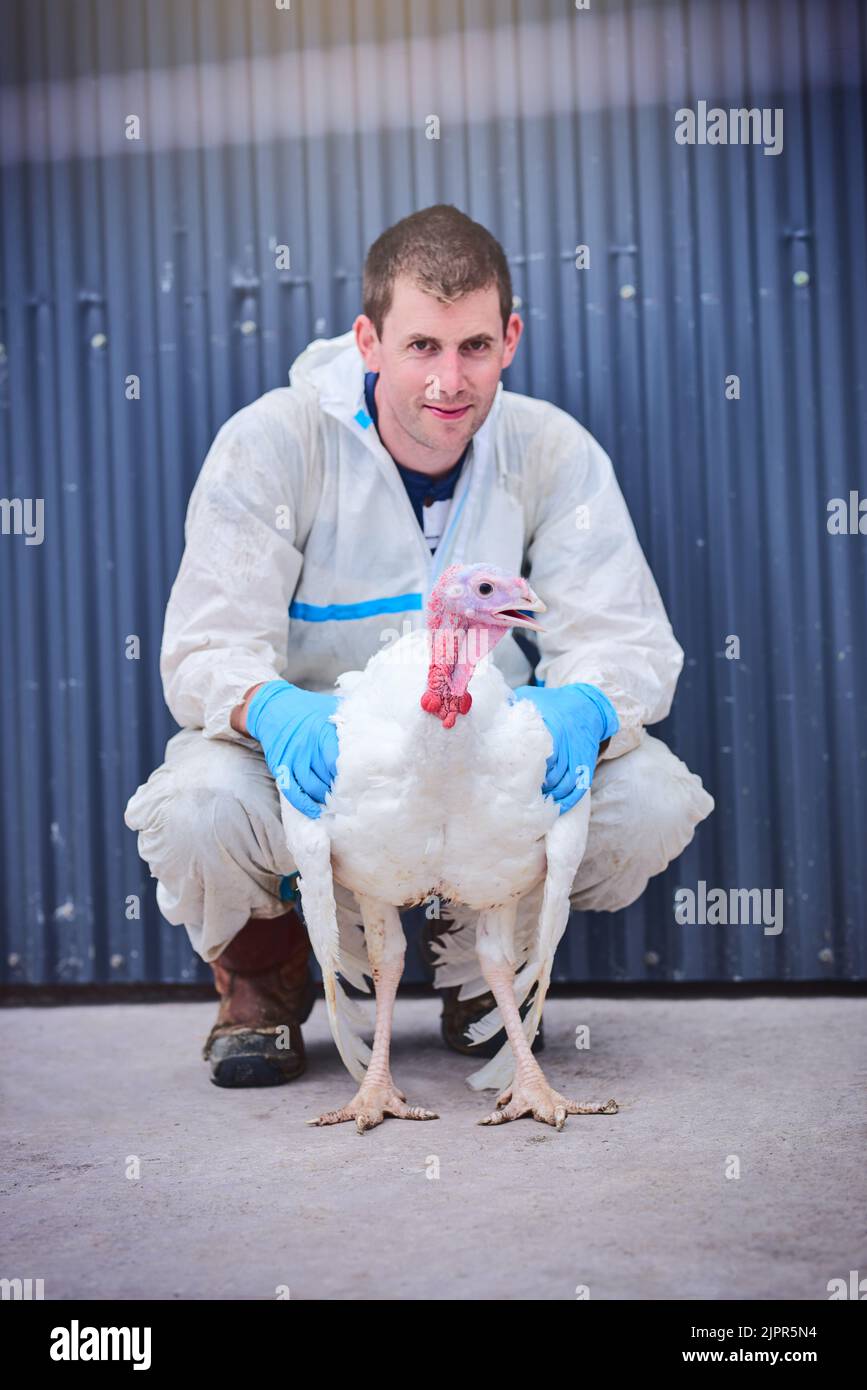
[308,1076,438,1134]
[478,1075,618,1131]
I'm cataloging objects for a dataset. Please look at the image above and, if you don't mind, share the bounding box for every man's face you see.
[354,276,522,462]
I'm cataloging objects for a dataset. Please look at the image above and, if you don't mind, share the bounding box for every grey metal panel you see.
[1,0,864,985]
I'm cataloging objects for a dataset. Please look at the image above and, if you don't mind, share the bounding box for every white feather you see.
[279,797,372,1082]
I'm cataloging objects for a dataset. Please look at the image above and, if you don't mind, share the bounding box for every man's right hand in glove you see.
[235,679,339,820]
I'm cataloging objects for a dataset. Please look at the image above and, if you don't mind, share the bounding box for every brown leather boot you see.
[203,909,317,1088]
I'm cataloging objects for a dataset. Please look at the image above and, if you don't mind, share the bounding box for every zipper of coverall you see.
[427,394,504,596]
[318,395,475,584]
[428,381,506,592]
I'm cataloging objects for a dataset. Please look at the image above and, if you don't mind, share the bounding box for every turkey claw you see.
[479,1080,618,1130]
[308,1080,438,1133]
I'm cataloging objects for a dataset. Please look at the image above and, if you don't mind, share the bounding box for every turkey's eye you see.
[477,581,494,596]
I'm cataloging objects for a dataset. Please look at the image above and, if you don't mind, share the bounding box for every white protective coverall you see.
[125,329,714,963]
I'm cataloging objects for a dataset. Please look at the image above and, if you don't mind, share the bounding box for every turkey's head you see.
[420,562,546,728]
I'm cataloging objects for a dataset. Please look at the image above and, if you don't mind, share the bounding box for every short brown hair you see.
[362,204,513,340]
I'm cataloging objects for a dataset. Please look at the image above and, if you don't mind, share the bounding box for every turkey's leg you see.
[474,906,617,1130]
[309,896,438,1133]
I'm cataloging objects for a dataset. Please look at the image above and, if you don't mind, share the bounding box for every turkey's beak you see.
[492,587,547,634]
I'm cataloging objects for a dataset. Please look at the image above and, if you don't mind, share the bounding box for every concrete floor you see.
[2,995,865,1300]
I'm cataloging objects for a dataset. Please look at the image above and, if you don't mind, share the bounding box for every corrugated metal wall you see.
[1,0,864,986]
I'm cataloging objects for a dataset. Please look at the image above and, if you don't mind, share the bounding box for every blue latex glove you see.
[510,682,620,814]
[246,679,339,820]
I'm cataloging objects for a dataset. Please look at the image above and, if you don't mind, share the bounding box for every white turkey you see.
[280,561,619,1132]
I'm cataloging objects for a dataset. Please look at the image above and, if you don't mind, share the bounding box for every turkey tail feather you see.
[278,798,372,1083]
